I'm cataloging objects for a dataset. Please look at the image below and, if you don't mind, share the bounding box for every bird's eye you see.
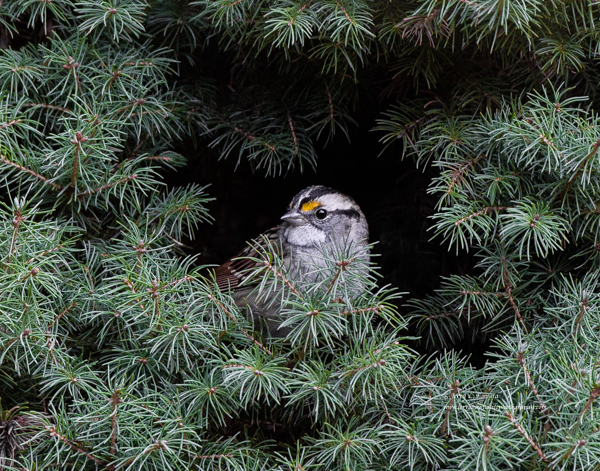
[315,208,328,220]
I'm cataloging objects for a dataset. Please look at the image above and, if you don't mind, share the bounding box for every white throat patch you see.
[286,223,326,246]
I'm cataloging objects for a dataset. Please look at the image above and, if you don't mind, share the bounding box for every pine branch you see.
[515,351,548,414]
[454,207,508,227]
[504,412,548,463]
[0,156,64,190]
[206,293,273,355]
[45,426,107,466]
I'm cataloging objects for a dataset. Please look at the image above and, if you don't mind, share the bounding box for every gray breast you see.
[234,217,370,338]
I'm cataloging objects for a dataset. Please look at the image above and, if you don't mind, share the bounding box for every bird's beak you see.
[281,210,305,225]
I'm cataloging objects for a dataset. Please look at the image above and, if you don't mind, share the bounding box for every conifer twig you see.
[515,351,548,413]
[0,156,64,190]
[504,411,548,463]
[454,207,508,226]
[206,293,273,355]
[45,426,106,466]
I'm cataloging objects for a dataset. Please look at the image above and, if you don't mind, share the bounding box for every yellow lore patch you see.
[301,200,322,212]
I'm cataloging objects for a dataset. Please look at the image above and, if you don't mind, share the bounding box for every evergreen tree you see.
[1,1,600,470]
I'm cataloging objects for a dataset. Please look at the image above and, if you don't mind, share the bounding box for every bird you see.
[215,185,370,336]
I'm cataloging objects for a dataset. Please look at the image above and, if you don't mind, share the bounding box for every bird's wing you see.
[215,226,281,292]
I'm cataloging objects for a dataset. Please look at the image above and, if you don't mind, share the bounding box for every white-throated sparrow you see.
[215,185,369,335]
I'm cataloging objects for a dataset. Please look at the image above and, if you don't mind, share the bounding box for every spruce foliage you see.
[1,1,600,470]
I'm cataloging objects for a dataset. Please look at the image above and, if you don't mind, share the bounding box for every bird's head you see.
[280,185,368,248]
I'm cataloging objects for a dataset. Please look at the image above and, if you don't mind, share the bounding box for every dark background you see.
[172,97,473,311]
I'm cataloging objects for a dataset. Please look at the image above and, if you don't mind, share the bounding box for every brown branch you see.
[336,2,355,24]
[506,285,527,332]
[341,305,382,316]
[427,391,434,413]
[578,385,600,424]
[505,411,548,462]
[537,133,557,150]
[207,293,237,323]
[111,154,171,174]
[422,310,461,323]
[373,341,400,355]
[19,267,40,282]
[133,239,146,274]
[112,99,143,114]
[238,328,273,357]
[499,250,527,331]
[0,118,22,129]
[345,358,388,377]
[10,66,38,72]
[287,110,299,155]
[143,155,173,162]
[168,275,193,288]
[123,278,147,314]
[163,232,189,248]
[107,69,123,88]
[223,363,258,371]
[232,126,256,141]
[110,389,122,457]
[131,133,150,156]
[77,174,138,198]
[148,280,161,323]
[121,440,167,467]
[325,258,354,295]
[515,351,548,413]
[129,110,170,118]
[123,61,155,66]
[298,1,312,12]
[0,336,19,353]
[45,426,106,466]
[230,126,275,152]
[442,380,460,435]
[570,139,600,184]
[194,454,235,459]
[324,81,335,121]
[460,290,504,297]
[574,297,589,339]
[206,293,273,356]
[454,206,508,226]
[287,1,312,25]
[556,138,600,202]
[397,9,449,47]
[446,154,484,195]
[263,141,276,152]
[25,244,64,264]
[557,439,588,464]
[5,209,24,270]
[261,259,303,299]
[0,155,64,190]
[24,103,72,113]
[70,61,82,93]
[47,301,77,330]
[327,343,398,384]
[506,285,527,330]
[69,131,88,190]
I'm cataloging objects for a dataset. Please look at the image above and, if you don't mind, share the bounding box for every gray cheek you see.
[327,215,352,239]
[331,215,368,244]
